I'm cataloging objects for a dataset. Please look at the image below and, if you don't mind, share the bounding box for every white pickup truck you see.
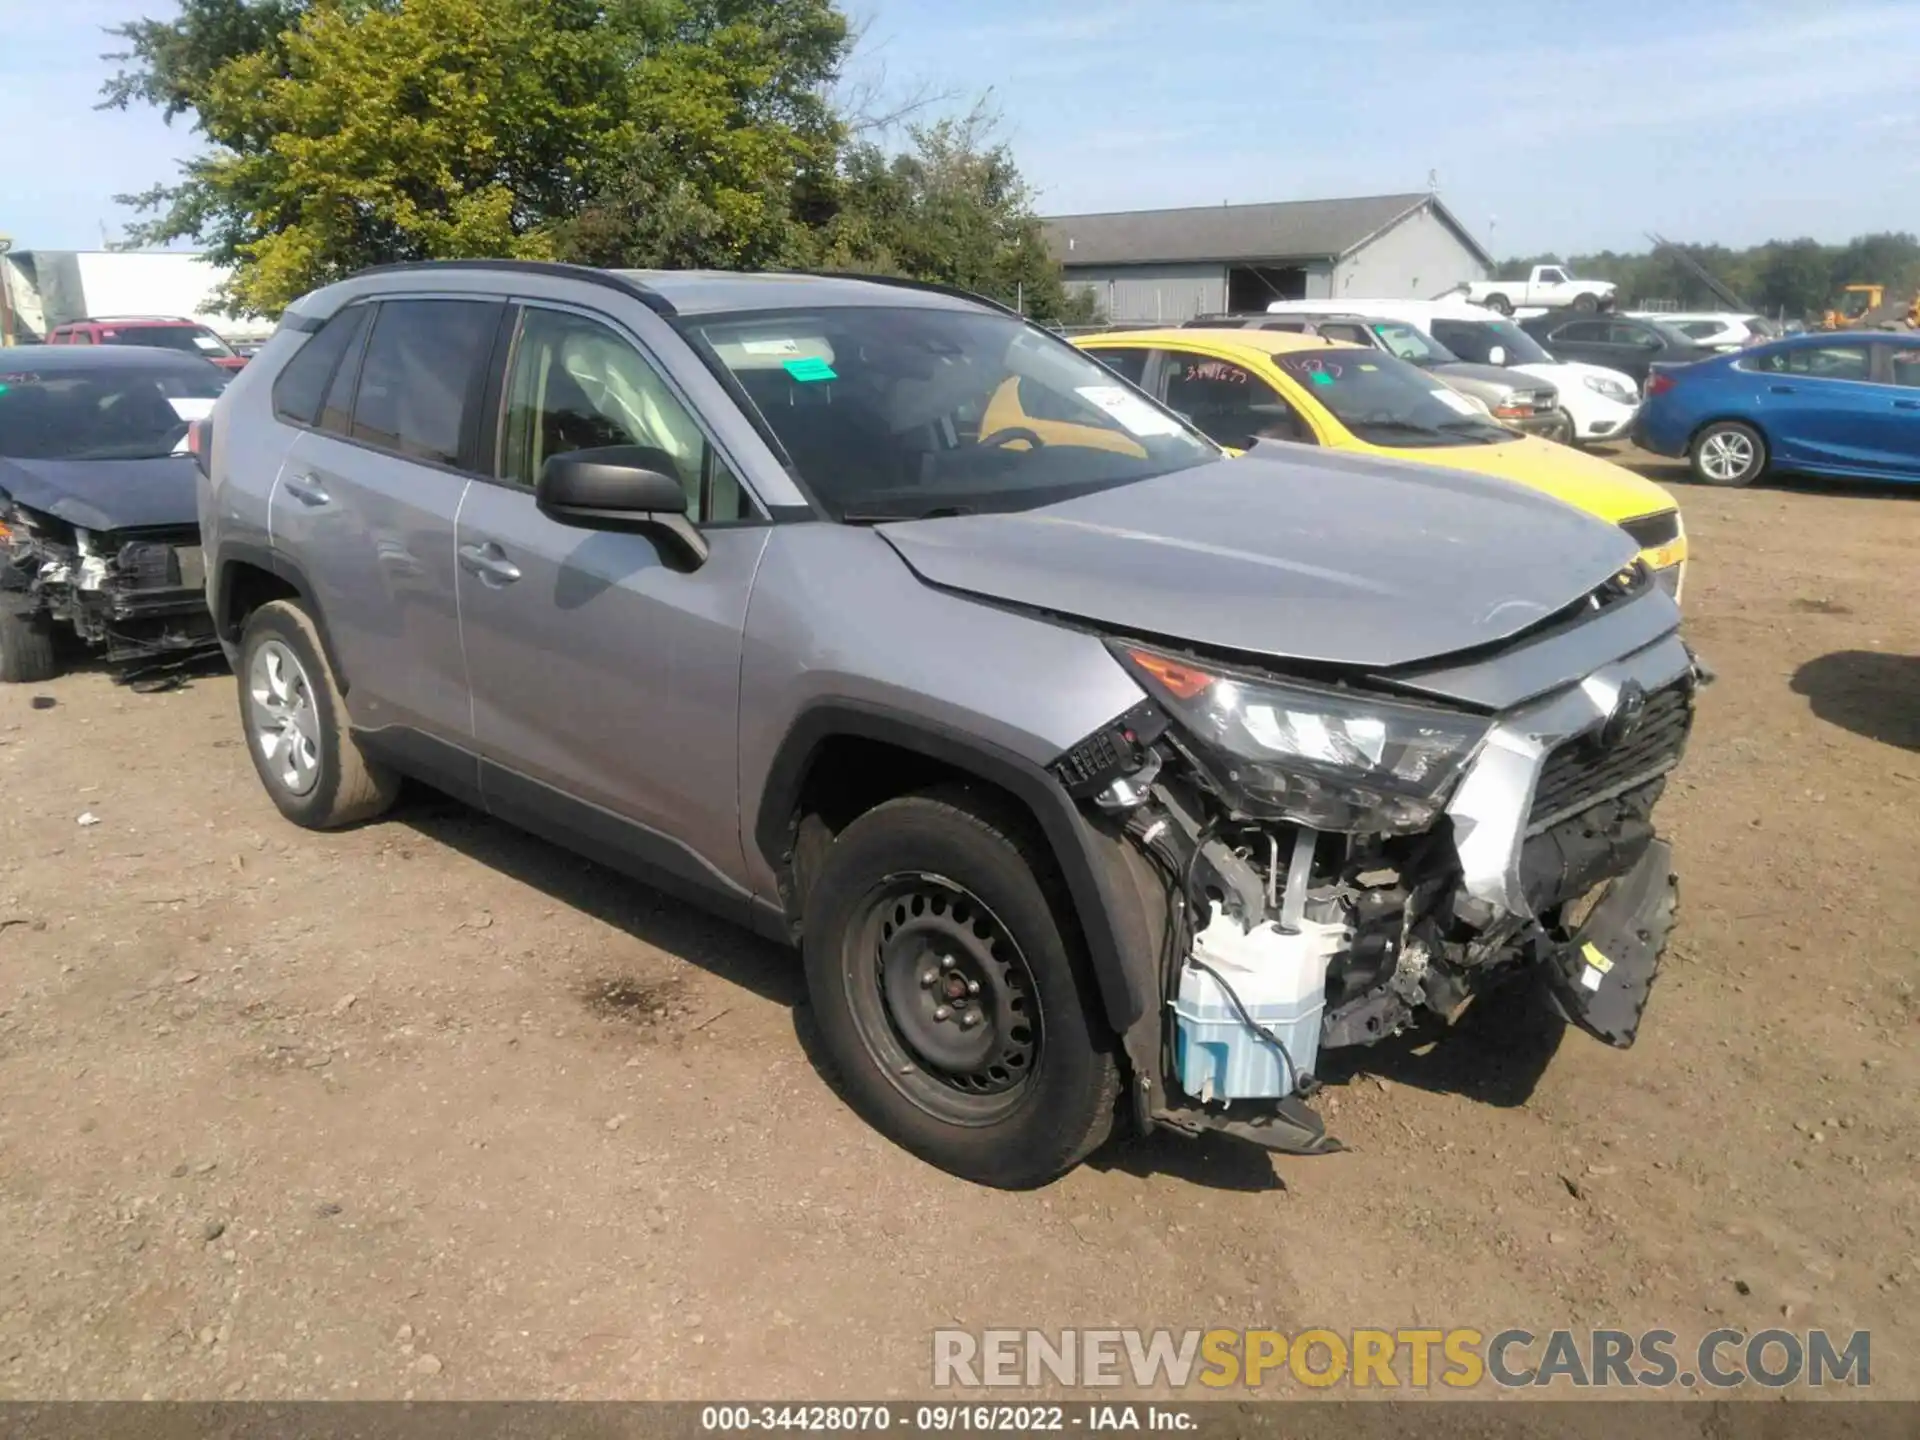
[1466,265,1616,315]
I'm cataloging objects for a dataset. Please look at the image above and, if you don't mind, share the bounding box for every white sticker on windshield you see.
[168,398,216,422]
[740,337,801,356]
[1429,389,1481,417]
[1074,384,1183,437]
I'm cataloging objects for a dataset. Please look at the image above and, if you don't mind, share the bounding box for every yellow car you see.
[1050,328,1687,593]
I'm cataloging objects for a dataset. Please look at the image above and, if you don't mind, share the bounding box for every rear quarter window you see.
[272,304,372,427]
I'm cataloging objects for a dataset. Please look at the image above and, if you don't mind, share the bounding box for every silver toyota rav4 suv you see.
[198,262,1704,1188]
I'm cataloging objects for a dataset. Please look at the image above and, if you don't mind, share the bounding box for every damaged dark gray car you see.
[202,264,1703,1188]
[0,347,225,683]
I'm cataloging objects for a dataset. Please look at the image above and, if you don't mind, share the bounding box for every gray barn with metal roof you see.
[1042,192,1493,322]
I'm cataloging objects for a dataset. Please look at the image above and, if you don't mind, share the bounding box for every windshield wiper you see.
[840,504,977,525]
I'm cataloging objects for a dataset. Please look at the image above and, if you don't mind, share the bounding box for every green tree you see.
[103,0,851,312]
[1751,239,1834,319]
[817,110,1092,321]
[553,0,849,271]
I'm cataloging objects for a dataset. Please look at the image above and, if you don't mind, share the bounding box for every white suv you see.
[1265,299,1641,447]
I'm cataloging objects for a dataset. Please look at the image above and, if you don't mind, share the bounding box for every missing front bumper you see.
[1543,839,1676,1048]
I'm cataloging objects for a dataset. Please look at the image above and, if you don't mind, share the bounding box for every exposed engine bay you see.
[1052,592,1705,1156]
[2,503,218,679]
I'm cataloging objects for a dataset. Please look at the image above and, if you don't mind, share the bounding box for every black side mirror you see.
[535,445,710,570]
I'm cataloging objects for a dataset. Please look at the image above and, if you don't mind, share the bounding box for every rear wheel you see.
[0,607,61,684]
[1483,293,1513,315]
[1689,420,1767,487]
[801,787,1120,1188]
[237,600,398,829]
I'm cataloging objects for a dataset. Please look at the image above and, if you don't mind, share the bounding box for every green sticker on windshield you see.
[1310,371,1335,385]
[784,357,837,383]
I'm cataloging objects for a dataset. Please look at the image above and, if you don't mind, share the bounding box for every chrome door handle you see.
[458,542,522,584]
[282,475,331,507]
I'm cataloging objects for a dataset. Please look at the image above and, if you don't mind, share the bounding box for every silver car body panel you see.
[1446,629,1694,919]
[455,481,772,897]
[874,446,1640,671]
[1376,586,1682,712]
[735,522,1147,901]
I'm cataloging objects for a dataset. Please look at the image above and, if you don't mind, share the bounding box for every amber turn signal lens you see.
[1125,648,1215,701]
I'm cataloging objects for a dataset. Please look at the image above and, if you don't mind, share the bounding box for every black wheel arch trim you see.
[211,541,350,688]
[755,701,1159,1037]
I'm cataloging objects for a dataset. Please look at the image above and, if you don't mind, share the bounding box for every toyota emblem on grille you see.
[1601,681,1649,747]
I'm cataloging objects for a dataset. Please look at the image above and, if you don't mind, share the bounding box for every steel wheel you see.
[846,873,1042,1124]
[248,638,321,796]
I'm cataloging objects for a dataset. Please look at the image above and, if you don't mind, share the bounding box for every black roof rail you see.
[780,270,1021,317]
[349,259,677,317]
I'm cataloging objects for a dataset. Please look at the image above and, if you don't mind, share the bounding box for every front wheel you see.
[1572,291,1600,313]
[0,606,61,684]
[801,787,1121,1188]
[1689,420,1767,487]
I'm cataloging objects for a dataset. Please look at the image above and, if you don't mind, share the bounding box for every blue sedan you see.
[1634,331,1920,487]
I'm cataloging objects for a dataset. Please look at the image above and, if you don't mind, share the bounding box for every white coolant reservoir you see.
[1173,912,1346,1102]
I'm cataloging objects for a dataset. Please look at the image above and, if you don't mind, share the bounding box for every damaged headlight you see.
[1114,644,1491,834]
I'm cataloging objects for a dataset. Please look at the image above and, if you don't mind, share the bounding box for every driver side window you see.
[1161,351,1310,449]
[498,307,753,522]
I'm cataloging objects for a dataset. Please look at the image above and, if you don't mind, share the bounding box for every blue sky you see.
[4,0,1917,257]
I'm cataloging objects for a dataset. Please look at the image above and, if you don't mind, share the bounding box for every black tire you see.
[0,606,61,684]
[1483,293,1513,315]
[1572,291,1599,313]
[1689,420,1767,488]
[236,600,398,829]
[801,786,1121,1188]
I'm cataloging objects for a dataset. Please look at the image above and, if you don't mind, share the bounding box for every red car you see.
[44,316,247,372]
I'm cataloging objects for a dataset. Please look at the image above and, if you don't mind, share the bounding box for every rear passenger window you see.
[272,304,371,427]
[351,299,498,465]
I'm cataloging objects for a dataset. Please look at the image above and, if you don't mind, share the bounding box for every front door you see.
[454,302,769,897]
[269,297,499,766]
[1749,341,1902,474]
[1156,348,1312,450]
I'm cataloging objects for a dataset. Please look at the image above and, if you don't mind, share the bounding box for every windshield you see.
[1428,317,1555,367]
[1364,321,1459,367]
[686,306,1218,519]
[0,364,225,461]
[109,325,235,358]
[1273,348,1511,449]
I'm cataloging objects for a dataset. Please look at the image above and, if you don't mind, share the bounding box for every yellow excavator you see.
[1822,283,1920,330]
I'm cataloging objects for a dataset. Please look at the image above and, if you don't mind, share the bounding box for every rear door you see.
[270,296,500,787]
[1537,318,1614,370]
[453,298,769,896]
[1881,342,1920,479]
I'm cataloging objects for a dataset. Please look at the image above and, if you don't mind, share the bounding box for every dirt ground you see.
[1,454,1916,1402]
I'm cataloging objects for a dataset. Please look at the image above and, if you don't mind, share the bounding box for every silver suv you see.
[199,262,1703,1188]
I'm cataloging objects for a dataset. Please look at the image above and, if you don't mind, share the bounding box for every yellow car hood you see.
[1379,436,1676,524]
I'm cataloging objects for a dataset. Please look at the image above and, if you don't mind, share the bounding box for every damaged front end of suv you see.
[1052,565,1704,1157]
